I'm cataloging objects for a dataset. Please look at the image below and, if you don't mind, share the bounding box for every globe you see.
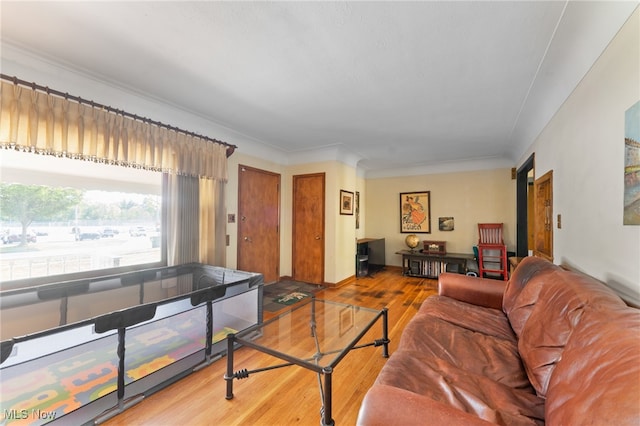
[405,234,420,251]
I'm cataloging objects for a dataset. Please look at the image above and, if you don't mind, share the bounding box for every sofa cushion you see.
[399,314,531,390]
[417,295,516,342]
[516,269,627,398]
[438,272,506,309]
[358,384,495,426]
[375,350,545,425]
[545,305,640,425]
[503,256,560,337]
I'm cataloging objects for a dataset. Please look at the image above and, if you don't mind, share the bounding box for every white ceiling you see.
[1,1,638,175]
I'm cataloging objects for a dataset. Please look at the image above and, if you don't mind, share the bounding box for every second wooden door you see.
[292,173,325,285]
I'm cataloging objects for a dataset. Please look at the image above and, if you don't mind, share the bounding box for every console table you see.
[396,250,475,279]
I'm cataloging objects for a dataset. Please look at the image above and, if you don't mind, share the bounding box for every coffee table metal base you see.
[224,301,389,426]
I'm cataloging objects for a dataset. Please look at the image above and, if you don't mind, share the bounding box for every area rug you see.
[263,280,323,312]
[273,291,312,305]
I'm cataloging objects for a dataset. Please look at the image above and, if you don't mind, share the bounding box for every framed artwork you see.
[400,191,431,233]
[355,191,360,228]
[624,100,640,225]
[340,190,354,215]
[439,217,454,231]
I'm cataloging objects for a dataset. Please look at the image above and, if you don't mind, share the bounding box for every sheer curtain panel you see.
[199,177,226,266]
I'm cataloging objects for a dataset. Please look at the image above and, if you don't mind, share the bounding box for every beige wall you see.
[365,168,516,267]
[519,8,640,303]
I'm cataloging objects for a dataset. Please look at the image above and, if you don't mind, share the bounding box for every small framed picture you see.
[340,190,354,215]
[355,191,360,229]
[439,217,454,231]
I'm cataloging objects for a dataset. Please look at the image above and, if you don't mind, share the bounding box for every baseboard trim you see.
[279,266,400,288]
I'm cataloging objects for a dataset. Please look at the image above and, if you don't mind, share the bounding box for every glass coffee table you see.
[224,297,389,426]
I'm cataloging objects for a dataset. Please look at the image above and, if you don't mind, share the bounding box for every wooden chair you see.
[477,223,508,281]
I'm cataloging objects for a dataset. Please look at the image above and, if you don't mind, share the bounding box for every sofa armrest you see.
[357,384,493,426]
[438,272,506,309]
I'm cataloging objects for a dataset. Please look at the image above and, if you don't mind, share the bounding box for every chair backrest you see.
[478,223,504,245]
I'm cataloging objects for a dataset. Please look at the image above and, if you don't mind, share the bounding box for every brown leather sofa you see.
[357,256,639,425]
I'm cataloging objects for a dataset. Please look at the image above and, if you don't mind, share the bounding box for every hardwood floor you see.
[104,268,438,426]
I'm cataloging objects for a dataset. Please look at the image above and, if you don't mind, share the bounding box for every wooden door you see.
[533,170,553,261]
[237,165,280,283]
[292,173,325,284]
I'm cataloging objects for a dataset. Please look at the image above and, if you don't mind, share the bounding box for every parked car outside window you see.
[2,232,37,244]
[76,232,101,241]
[129,226,146,237]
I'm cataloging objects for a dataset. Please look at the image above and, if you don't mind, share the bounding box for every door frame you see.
[516,153,535,257]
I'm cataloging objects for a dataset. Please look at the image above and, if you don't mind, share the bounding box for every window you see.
[0,150,164,285]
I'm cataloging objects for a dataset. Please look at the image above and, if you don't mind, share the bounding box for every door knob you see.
[244,236,252,242]
[315,235,321,240]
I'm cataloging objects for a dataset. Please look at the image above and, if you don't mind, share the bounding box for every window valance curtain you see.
[0,80,228,182]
